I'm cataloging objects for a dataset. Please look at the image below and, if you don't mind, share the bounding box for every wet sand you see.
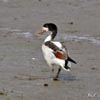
[0,0,100,100]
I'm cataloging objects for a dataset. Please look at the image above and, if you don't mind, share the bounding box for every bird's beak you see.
[36,27,46,35]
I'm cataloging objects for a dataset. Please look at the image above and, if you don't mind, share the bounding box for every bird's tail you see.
[68,57,77,64]
[63,57,76,71]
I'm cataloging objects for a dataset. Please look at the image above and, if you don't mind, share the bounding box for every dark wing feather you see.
[45,41,68,60]
[45,41,60,52]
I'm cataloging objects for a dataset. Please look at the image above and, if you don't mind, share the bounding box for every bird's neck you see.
[44,31,57,42]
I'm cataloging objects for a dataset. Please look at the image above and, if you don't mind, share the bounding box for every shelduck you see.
[37,23,76,80]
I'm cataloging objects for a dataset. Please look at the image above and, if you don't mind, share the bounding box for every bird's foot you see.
[53,77,59,81]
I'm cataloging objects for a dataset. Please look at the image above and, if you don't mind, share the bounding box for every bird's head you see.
[37,23,57,35]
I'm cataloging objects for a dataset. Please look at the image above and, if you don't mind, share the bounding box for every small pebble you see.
[32,58,36,60]
[44,83,48,87]
[68,21,74,25]
[0,92,5,95]
[91,67,96,70]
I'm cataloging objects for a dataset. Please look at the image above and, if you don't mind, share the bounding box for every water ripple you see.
[57,33,100,45]
[0,27,100,45]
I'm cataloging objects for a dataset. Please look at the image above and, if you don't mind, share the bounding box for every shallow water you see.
[57,33,100,45]
[14,30,100,45]
[1,27,100,45]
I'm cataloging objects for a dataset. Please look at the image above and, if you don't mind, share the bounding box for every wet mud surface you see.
[0,0,100,100]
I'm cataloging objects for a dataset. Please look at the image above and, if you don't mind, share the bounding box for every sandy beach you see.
[0,0,100,100]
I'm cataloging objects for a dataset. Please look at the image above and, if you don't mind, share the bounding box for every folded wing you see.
[45,41,68,60]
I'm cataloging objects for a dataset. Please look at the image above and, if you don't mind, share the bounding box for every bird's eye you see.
[43,24,48,28]
[60,49,63,51]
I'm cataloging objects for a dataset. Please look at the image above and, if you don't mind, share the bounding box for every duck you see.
[36,23,76,80]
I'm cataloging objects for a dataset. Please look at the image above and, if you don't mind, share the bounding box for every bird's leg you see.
[51,64,54,72]
[53,67,61,81]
